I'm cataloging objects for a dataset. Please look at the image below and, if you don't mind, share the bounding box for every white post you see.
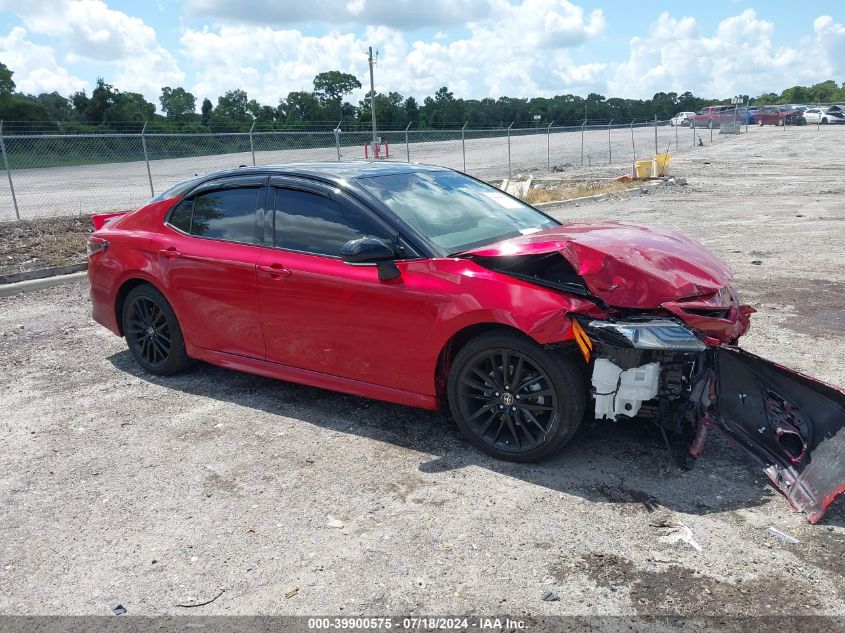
[368,46,378,150]
[249,120,256,166]
[546,120,554,171]
[461,121,468,172]
[654,114,658,156]
[580,119,586,166]
[507,122,514,179]
[630,118,637,176]
[141,122,154,197]
[404,121,411,162]
[0,121,20,220]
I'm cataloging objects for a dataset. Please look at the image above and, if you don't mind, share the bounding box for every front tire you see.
[447,331,586,462]
[122,284,192,376]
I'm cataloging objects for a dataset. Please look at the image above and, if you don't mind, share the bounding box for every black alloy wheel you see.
[126,295,170,367]
[122,284,192,375]
[447,331,585,462]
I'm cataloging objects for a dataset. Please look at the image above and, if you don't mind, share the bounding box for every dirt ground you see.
[0,125,843,622]
[0,214,92,276]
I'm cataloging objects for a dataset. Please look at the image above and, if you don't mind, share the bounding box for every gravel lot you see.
[0,126,843,621]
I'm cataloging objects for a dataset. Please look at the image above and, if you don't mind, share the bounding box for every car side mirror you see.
[340,236,401,281]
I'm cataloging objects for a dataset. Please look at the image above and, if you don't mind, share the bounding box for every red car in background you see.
[692,105,730,128]
[756,106,805,126]
[87,163,845,522]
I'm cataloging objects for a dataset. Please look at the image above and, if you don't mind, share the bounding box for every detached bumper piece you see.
[714,348,845,523]
[576,317,845,523]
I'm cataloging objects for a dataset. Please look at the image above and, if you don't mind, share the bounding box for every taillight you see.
[87,236,109,257]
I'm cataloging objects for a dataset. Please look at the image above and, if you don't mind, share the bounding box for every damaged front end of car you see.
[466,222,845,523]
[571,315,845,523]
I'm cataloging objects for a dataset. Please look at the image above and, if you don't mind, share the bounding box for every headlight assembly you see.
[587,319,706,351]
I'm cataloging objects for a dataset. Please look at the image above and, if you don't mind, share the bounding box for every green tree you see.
[0,61,48,122]
[753,92,779,105]
[0,61,14,96]
[313,71,361,120]
[70,90,90,119]
[110,91,155,122]
[280,91,323,124]
[87,78,117,123]
[160,86,196,121]
[36,92,72,120]
[403,96,419,126]
[201,98,212,126]
[780,85,810,104]
[0,96,50,121]
[213,89,250,122]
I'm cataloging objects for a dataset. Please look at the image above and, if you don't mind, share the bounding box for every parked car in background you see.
[670,112,696,126]
[803,108,839,124]
[755,106,805,126]
[747,107,759,124]
[804,107,845,124]
[692,106,730,128]
[720,106,753,125]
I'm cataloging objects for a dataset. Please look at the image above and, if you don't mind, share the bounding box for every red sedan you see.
[755,106,805,126]
[87,163,845,522]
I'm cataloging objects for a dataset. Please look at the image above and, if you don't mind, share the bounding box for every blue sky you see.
[0,0,842,110]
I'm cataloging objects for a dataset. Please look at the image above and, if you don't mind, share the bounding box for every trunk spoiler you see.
[92,212,128,231]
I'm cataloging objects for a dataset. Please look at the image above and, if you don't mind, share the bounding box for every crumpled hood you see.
[466,221,733,308]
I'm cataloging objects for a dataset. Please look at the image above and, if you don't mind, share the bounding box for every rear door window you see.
[190,187,261,243]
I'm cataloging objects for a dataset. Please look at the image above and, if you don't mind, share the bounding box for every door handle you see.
[258,264,292,279]
[158,247,181,259]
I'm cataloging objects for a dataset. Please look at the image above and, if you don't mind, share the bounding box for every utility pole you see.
[368,47,378,147]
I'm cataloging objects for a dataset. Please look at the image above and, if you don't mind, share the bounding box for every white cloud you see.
[814,15,845,78]
[1,0,183,103]
[0,26,87,95]
[610,10,841,99]
[184,0,495,30]
[2,0,838,111]
[179,0,607,103]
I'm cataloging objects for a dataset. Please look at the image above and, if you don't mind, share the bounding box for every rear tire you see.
[122,284,192,376]
[822,118,828,125]
[446,331,586,462]
[758,120,764,126]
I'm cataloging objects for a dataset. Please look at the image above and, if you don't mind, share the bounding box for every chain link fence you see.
[0,117,747,220]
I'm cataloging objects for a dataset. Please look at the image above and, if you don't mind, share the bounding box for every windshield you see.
[357,170,558,254]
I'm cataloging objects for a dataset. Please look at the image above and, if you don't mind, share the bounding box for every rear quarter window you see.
[168,199,193,233]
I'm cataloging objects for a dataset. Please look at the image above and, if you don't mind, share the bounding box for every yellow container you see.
[654,153,671,176]
[635,160,652,179]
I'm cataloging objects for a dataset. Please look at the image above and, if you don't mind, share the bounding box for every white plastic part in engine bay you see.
[591,358,660,419]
